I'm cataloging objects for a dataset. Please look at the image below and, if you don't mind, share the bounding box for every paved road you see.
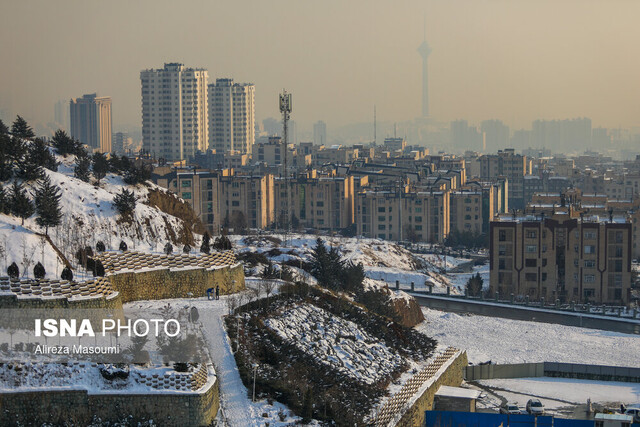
[192,298,253,427]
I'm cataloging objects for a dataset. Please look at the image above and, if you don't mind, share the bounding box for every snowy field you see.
[478,377,640,406]
[417,308,640,367]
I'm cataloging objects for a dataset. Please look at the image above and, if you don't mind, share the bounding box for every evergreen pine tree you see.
[9,181,34,225]
[91,152,109,183]
[34,175,63,235]
[119,241,128,251]
[33,262,45,279]
[164,242,173,255]
[51,129,80,156]
[61,266,73,281]
[0,118,8,134]
[28,138,58,171]
[200,231,211,254]
[7,136,26,163]
[183,244,191,254]
[0,183,9,214]
[16,149,44,181]
[7,262,19,279]
[74,153,91,182]
[11,116,35,139]
[94,259,105,277]
[0,133,12,181]
[113,188,136,218]
[96,241,106,252]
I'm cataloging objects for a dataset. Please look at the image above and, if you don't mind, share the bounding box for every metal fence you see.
[465,362,640,383]
[425,411,596,427]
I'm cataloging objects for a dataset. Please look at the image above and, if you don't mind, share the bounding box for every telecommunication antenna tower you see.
[279,90,292,240]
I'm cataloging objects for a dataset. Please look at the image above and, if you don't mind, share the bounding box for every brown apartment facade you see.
[490,213,632,305]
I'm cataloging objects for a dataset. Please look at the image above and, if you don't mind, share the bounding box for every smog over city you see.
[0,1,639,426]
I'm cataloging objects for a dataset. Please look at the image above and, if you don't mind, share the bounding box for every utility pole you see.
[279,90,292,244]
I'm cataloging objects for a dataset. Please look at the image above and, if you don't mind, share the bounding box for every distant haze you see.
[1,0,639,133]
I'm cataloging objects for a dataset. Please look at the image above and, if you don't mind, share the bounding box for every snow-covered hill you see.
[231,233,466,294]
[0,152,201,280]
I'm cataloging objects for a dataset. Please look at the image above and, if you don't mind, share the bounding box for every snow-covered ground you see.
[417,308,640,367]
[478,377,640,407]
[131,296,310,426]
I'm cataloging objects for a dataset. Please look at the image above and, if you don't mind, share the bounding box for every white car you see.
[526,399,545,415]
[624,407,640,423]
[500,402,523,415]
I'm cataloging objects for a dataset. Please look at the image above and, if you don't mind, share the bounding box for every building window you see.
[415,216,422,222]
[542,273,547,281]
[525,273,537,282]
[181,192,191,199]
[378,224,386,230]
[525,258,537,267]
[584,245,596,254]
[526,245,537,253]
[378,207,385,213]
[499,230,507,241]
[498,245,506,256]
[584,260,596,268]
[526,230,537,238]
[584,231,596,240]
[181,180,191,187]
[231,201,239,207]
[584,274,595,283]
[542,258,547,267]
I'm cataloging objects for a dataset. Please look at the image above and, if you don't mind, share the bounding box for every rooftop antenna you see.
[373,105,377,146]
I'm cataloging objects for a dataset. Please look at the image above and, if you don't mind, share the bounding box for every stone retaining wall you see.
[377,348,468,427]
[108,263,244,303]
[0,378,219,426]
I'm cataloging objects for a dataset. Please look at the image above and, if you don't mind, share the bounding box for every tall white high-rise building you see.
[70,93,112,153]
[313,120,327,146]
[208,78,255,155]
[140,63,208,162]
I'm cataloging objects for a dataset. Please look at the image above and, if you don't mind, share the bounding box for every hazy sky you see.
[1,0,639,133]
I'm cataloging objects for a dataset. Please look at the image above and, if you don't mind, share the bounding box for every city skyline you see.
[1,1,640,137]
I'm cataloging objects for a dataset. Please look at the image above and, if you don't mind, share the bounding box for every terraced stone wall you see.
[0,379,219,427]
[395,350,468,427]
[108,263,245,302]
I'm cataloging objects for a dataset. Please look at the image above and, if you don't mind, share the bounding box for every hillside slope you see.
[0,152,201,280]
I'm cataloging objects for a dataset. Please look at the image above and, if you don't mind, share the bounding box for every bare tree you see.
[0,241,6,272]
[20,238,37,279]
[226,294,239,316]
[263,279,276,300]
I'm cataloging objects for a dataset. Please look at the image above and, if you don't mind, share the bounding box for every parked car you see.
[500,402,523,415]
[526,399,545,415]
[624,407,640,423]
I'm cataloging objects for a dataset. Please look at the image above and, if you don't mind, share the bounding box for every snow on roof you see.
[435,385,481,399]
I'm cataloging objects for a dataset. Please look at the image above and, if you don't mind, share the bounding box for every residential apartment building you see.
[450,190,491,235]
[356,189,450,243]
[479,149,530,210]
[141,63,208,162]
[313,121,327,146]
[274,173,355,231]
[70,93,112,153]
[490,213,632,305]
[208,78,255,155]
[254,136,294,167]
[218,172,275,230]
[151,168,220,234]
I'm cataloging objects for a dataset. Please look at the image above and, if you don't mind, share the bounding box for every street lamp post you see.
[252,364,258,402]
